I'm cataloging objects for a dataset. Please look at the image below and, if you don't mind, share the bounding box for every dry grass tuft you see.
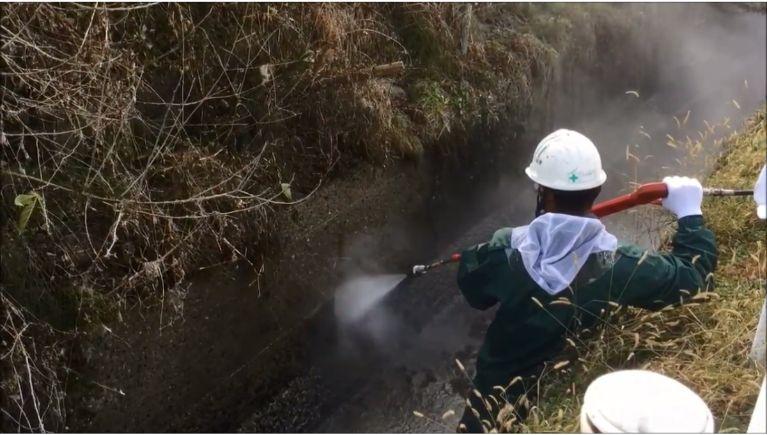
[1,293,69,432]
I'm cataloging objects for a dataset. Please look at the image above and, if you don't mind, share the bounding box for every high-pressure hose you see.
[591,182,753,217]
[408,182,753,276]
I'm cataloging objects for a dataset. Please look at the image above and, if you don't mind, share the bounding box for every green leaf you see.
[280,183,292,201]
[14,192,41,234]
[17,199,37,234]
[14,193,37,207]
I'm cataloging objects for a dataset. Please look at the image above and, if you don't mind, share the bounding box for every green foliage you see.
[413,80,453,137]
[14,191,45,234]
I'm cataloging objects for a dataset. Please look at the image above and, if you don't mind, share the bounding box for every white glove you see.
[662,176,703,218]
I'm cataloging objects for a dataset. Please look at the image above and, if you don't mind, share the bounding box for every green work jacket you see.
[457,215,717,394]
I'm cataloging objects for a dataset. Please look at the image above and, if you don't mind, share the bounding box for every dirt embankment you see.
[66,108,537,432]
[2,3,765,432]
[2,4,549,431]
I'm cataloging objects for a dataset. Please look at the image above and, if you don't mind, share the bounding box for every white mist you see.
[333,273,406,324]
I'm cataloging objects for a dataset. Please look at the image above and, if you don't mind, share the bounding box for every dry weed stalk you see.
[1,292,68,432]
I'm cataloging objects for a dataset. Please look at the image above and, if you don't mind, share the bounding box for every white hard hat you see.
[580,370,714,433]
[525,129,607,191]
[754,165,766,220]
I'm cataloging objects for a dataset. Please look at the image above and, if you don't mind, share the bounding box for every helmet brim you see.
[525,166,607,191]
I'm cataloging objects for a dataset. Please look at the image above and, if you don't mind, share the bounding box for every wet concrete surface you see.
[237,167,532,433]
[312,212,514,433]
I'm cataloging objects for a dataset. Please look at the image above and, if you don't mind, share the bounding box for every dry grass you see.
[1,293,71,432]
[513,110,766,433]
[0,3,558,307]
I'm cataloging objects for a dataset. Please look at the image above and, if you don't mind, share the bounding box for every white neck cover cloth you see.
[510,213,618,295]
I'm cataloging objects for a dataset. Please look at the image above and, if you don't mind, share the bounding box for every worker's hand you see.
[662,176,703,218]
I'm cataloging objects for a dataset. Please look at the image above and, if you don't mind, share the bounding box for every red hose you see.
[591,182,669,218]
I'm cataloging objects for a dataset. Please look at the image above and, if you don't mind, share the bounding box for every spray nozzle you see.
[411,264,428,276]
[410,253,461,277]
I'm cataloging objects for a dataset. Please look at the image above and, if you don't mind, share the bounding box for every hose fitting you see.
[411,264,428,276]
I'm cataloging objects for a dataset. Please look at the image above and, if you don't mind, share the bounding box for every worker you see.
[456,129,717,433]
[579,370,715,433]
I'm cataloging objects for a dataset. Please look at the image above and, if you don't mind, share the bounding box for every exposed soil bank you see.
[71,131,526,431]
[66,4,766,432]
